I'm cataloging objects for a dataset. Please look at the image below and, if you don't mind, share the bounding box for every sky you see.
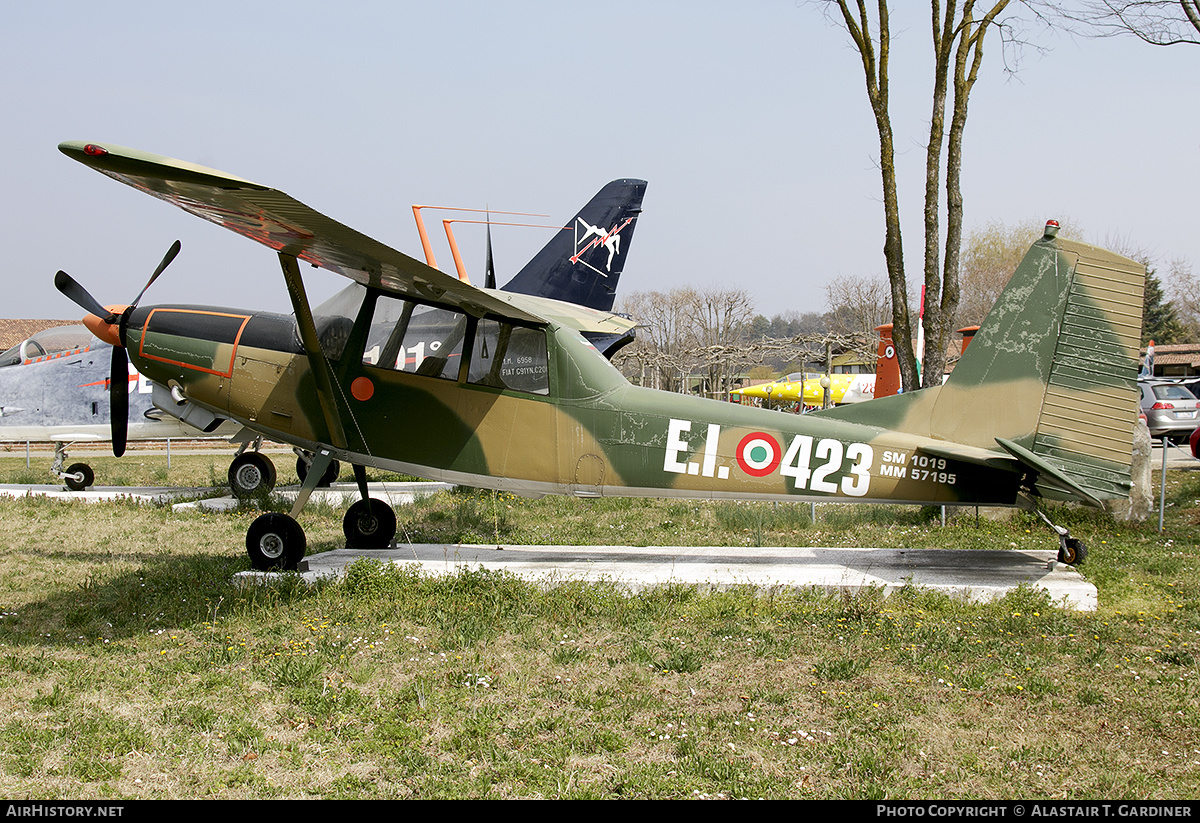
[1,1,1196,322]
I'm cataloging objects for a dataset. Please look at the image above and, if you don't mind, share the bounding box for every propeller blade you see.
[130,239,181,308]
[56,239,181,459]
[110,345,128,457]
[54,270,117,324]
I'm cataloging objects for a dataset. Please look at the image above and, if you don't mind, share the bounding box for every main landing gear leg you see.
[50,442,93,491]
[343,463,396,550]
[245,450,332,571]
[1031,506,1089,566]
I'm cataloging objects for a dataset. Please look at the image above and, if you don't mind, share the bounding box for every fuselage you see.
[121,285,1023,508]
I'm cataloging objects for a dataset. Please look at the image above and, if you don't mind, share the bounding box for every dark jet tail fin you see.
[500,179,646,313]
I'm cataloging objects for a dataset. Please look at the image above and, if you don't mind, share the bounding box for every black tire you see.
[1058,537,1088,566]
[64,462,94,492]
[246,513,306,571]
[296,456,340,487]
[343,497,397,550]
[228,452,277,498]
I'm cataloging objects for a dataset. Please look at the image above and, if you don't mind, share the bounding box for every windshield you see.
[1152,384,1197,402]
[309,283,367,360]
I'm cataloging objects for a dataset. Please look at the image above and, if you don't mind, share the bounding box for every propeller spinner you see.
[54,240,182,457]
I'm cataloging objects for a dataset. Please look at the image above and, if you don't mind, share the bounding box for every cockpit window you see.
[358,293,549,393]
[362,295,467,381]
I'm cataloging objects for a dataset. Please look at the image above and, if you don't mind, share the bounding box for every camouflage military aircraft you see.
[53,141,1145,572]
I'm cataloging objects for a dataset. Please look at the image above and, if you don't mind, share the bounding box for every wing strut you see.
[288,450,335,520]
[278,253,349,451]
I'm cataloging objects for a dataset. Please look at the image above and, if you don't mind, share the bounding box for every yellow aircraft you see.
[731,372,875,408]
[730,324,917,408]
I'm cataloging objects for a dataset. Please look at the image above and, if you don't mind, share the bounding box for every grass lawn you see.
[0,444,1195,798]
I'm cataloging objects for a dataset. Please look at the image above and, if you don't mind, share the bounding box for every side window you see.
[362,296,468,381]
[468,319,549,395]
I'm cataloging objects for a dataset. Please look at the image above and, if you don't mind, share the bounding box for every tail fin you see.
[825,225,1146,504]
[501,179,646,312]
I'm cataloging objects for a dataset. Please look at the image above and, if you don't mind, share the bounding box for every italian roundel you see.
[736,432,781,477]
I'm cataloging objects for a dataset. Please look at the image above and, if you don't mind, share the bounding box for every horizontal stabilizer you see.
[995,437,1107,508]
[916,442,1020,474]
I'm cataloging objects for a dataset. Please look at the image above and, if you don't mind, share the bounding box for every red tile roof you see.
[0,320,82,351]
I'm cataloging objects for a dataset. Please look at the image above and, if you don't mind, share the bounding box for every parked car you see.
[1139,381,1200,440]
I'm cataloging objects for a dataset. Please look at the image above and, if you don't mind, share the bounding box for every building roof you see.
[0,320,82,351]
[1140,343,1200,371]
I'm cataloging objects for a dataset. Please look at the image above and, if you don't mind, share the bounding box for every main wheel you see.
[228,452,277,498]
[246,513,306,571]
[296,456,340,487]
[1058,537,1088,566]
[64,462,94,492]
[343,498,397,550]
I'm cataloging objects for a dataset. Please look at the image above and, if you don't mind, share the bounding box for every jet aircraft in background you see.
[731,372,877,409]
[0,325,240,489]
[730,324,903,409]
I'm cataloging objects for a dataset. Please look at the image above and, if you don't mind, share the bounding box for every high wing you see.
[59,141,558,328]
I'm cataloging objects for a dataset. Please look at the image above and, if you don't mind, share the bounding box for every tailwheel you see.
[246,513,306,571]
[1058,536,1088,566]
[343,498,397,550]
[1032,505,1088,566]
[229,452,277,498]
[63,462,94,492]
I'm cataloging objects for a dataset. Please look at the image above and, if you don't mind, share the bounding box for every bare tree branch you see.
[1054,1,1200,45]
[613,286,871,398]
[815,1,1033,388]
